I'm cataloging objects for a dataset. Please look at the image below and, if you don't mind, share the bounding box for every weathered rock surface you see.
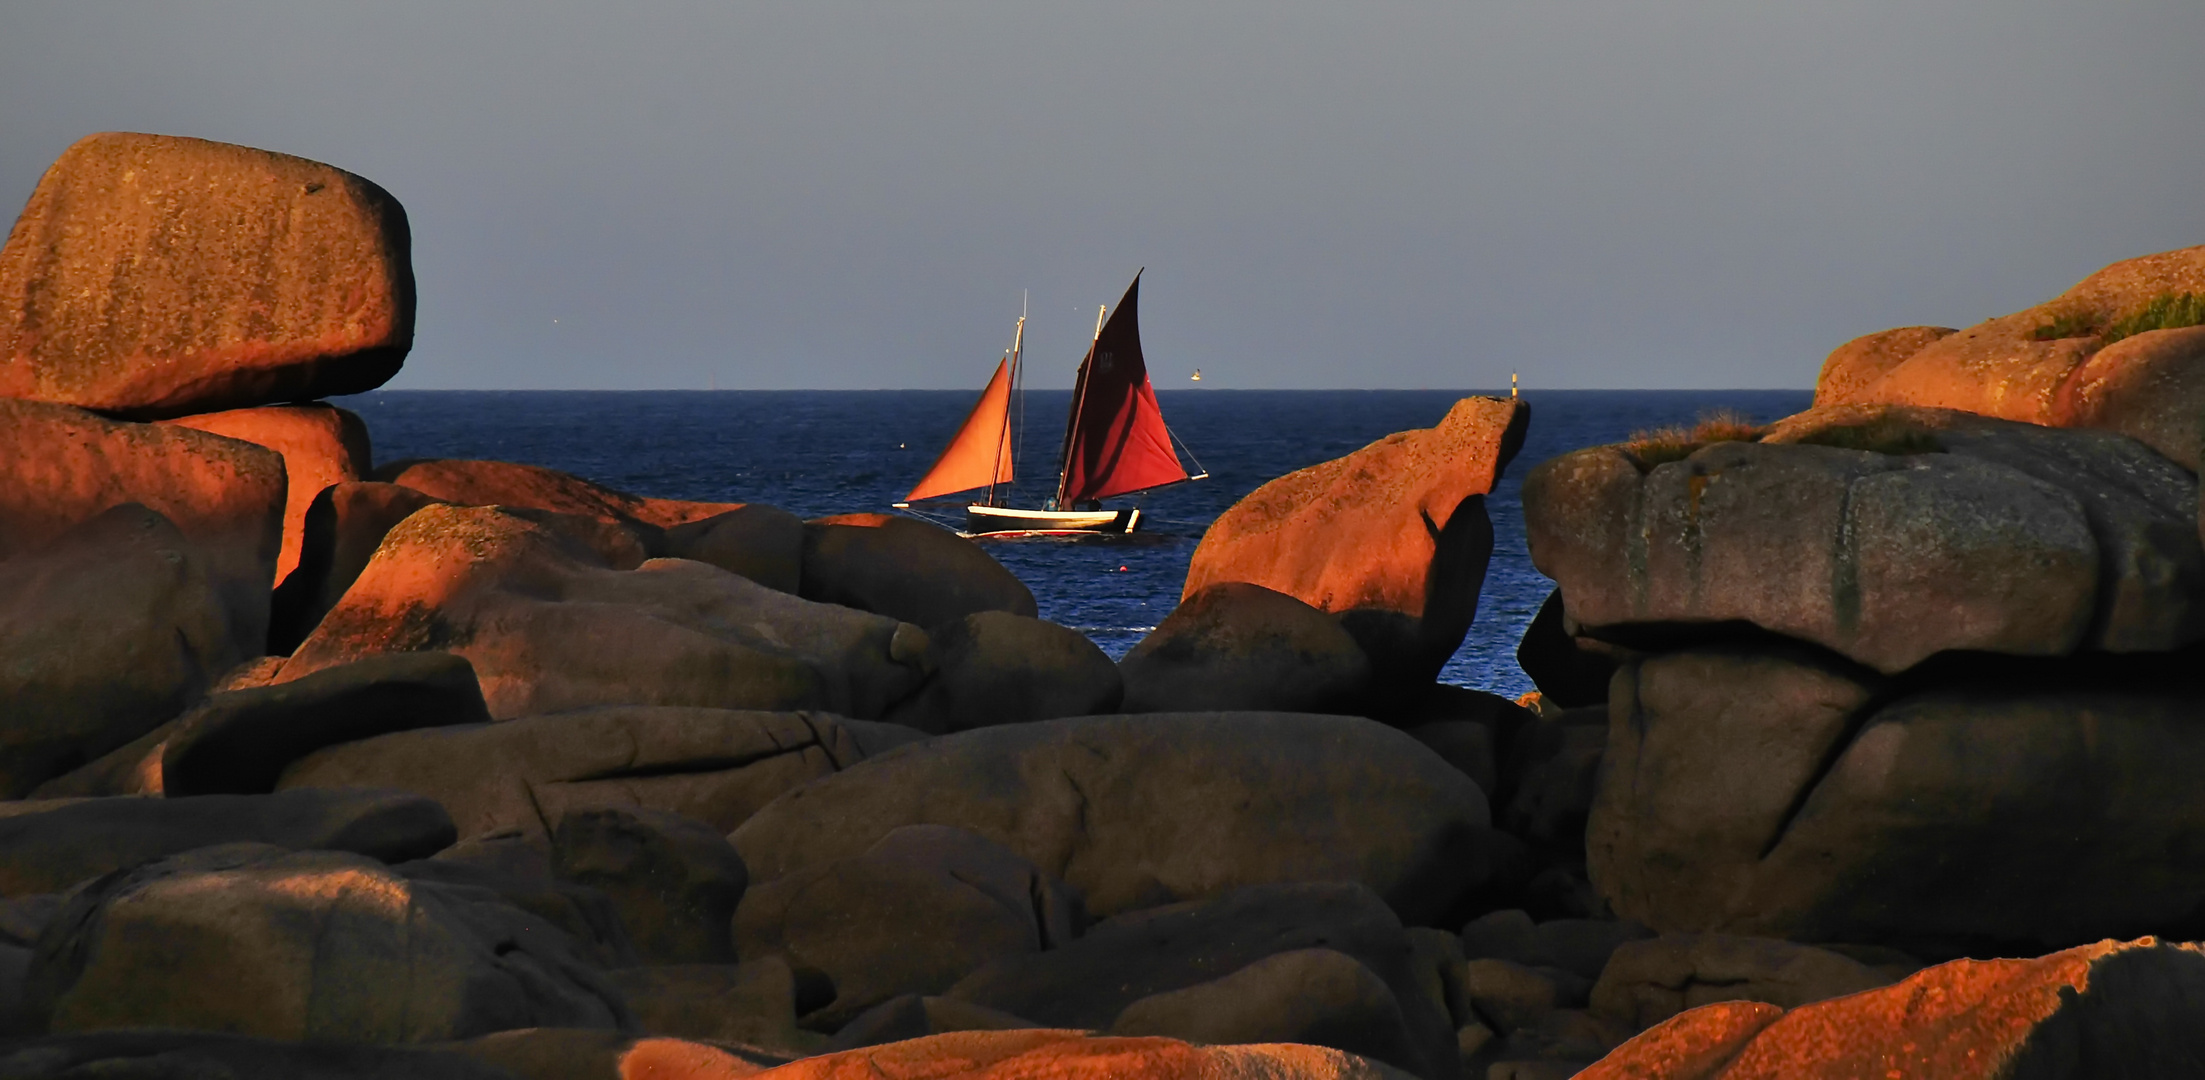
[667,504,806,594]
[269,479,445,651]
[0,1031,512,1080]
[554,805,750,965]
[1404,722,1497,797]
[0,506,235,797]
[399,833,639,968]
[1588,934,1896,1031]
[0,789,455,897]
[751,1030,1416,1080]
[1460,910,1654,983]
[607,960,824,1055]
[279,504,932,719]
[1526,406,2205,672]
[1183,396,1529,685]
[0,133,414,418]
[944,882,1454,1080]
[376,457,741,531]
[1579,938,2205,1079]
[886,610,1122,733]
[163,403,373,581]
[1110,947,1424,1073]
[1118,582,1372,715]
[801,513,1037,629]
[36,650,487,798]
[736,824,1080,1029]
[0,398,286,664]
[1835,243,2205,469]
[1810,326,1957,408]
[1588,641,2205,954]
[279,705,921,839]
[731,712,1495,924]
[26,844,625,1041]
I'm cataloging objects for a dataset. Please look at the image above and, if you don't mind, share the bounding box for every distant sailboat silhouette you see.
[895,272,1205,536]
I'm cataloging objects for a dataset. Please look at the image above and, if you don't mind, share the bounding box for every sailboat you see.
[896,271,1205,537]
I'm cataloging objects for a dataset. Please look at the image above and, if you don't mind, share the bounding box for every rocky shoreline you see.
[4,132,2205,1078]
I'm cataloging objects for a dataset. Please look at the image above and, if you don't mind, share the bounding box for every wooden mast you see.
[1053,302,1107,509]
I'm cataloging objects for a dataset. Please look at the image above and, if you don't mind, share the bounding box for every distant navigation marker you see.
[1191,369,1203,382]
[1511,372,1518,399]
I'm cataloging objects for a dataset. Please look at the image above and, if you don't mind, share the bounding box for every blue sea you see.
[336,389,1813,697]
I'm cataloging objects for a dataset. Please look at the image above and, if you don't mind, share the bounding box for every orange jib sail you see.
[1058,274,1189,504]
[906,357,1016,502]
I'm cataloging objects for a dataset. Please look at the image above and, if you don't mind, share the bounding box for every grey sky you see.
[4,3,2202,391]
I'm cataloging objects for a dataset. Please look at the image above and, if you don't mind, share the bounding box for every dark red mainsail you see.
[1055,272,1190,505]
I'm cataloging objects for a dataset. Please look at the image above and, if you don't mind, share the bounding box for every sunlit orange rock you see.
[1810,326,1955,407]
[0,398,284,658]
[162,403,372,581]
[750,1030,1411,1080]
[281,503,929,719]
[376,457,741,532]
[1837,243,2205,468]
[1581,938,2205,1078]
[1182,396,1528,687]
[0,133,413,418]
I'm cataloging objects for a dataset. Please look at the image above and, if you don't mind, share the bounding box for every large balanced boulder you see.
[164,403,373,581]
[377,457,741,532]
[36,650,489,798]
[749,1030,1414,1080]
[25,844,626,1042]
[0,132,414,418]
[801,513,1037,630]
[731,712,1496,925]
[735,825,1081,1029]
[0,505,235,797]
[1826,243,2205,469]
[1578,938,2205,1079]
[0,398,286,663]
[0,788,454,898]
[1588,640,2205,955]
[279,705,923,838]
[1524,405,2205,673]
[943,883,1453,1080]
[1182,396,1528,685]
[886,610,1122,733]
[1118,583,1372,715]
[279,504,932,719]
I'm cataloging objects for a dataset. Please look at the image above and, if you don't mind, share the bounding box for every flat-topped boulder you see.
[0,133,413,418]
[1822,243,2205,469]
[279,504,932,719]
[163,403,372,582]
[0,399,285,663]
[731,711,1495,925]
[1588,641,2205,955]
[279,705,923,838]
[1182,396,1528,685]
[1524,405,2203,673]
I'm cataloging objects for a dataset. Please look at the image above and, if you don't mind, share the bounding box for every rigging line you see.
[1169,423,1211,481]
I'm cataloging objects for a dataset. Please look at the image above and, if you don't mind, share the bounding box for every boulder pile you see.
[6,131,2205,1080]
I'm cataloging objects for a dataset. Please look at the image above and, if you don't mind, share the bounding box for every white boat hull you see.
[965,504,1139,536]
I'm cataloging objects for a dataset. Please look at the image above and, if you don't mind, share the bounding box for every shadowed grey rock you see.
[731,711,1494,924]
[279,706,923,839]
[1119,583,1372,715]
[666,504,805,594]
[887,610,1123,733]
[26,845,624,1042]
[553,805,749,964]
[1110,948,1423,1075]
[1588,933,1896,1030]
[0,789,456,898]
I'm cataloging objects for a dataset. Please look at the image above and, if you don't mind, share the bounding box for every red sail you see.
[1057,273,1189,504]
[906,357,1015,502]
